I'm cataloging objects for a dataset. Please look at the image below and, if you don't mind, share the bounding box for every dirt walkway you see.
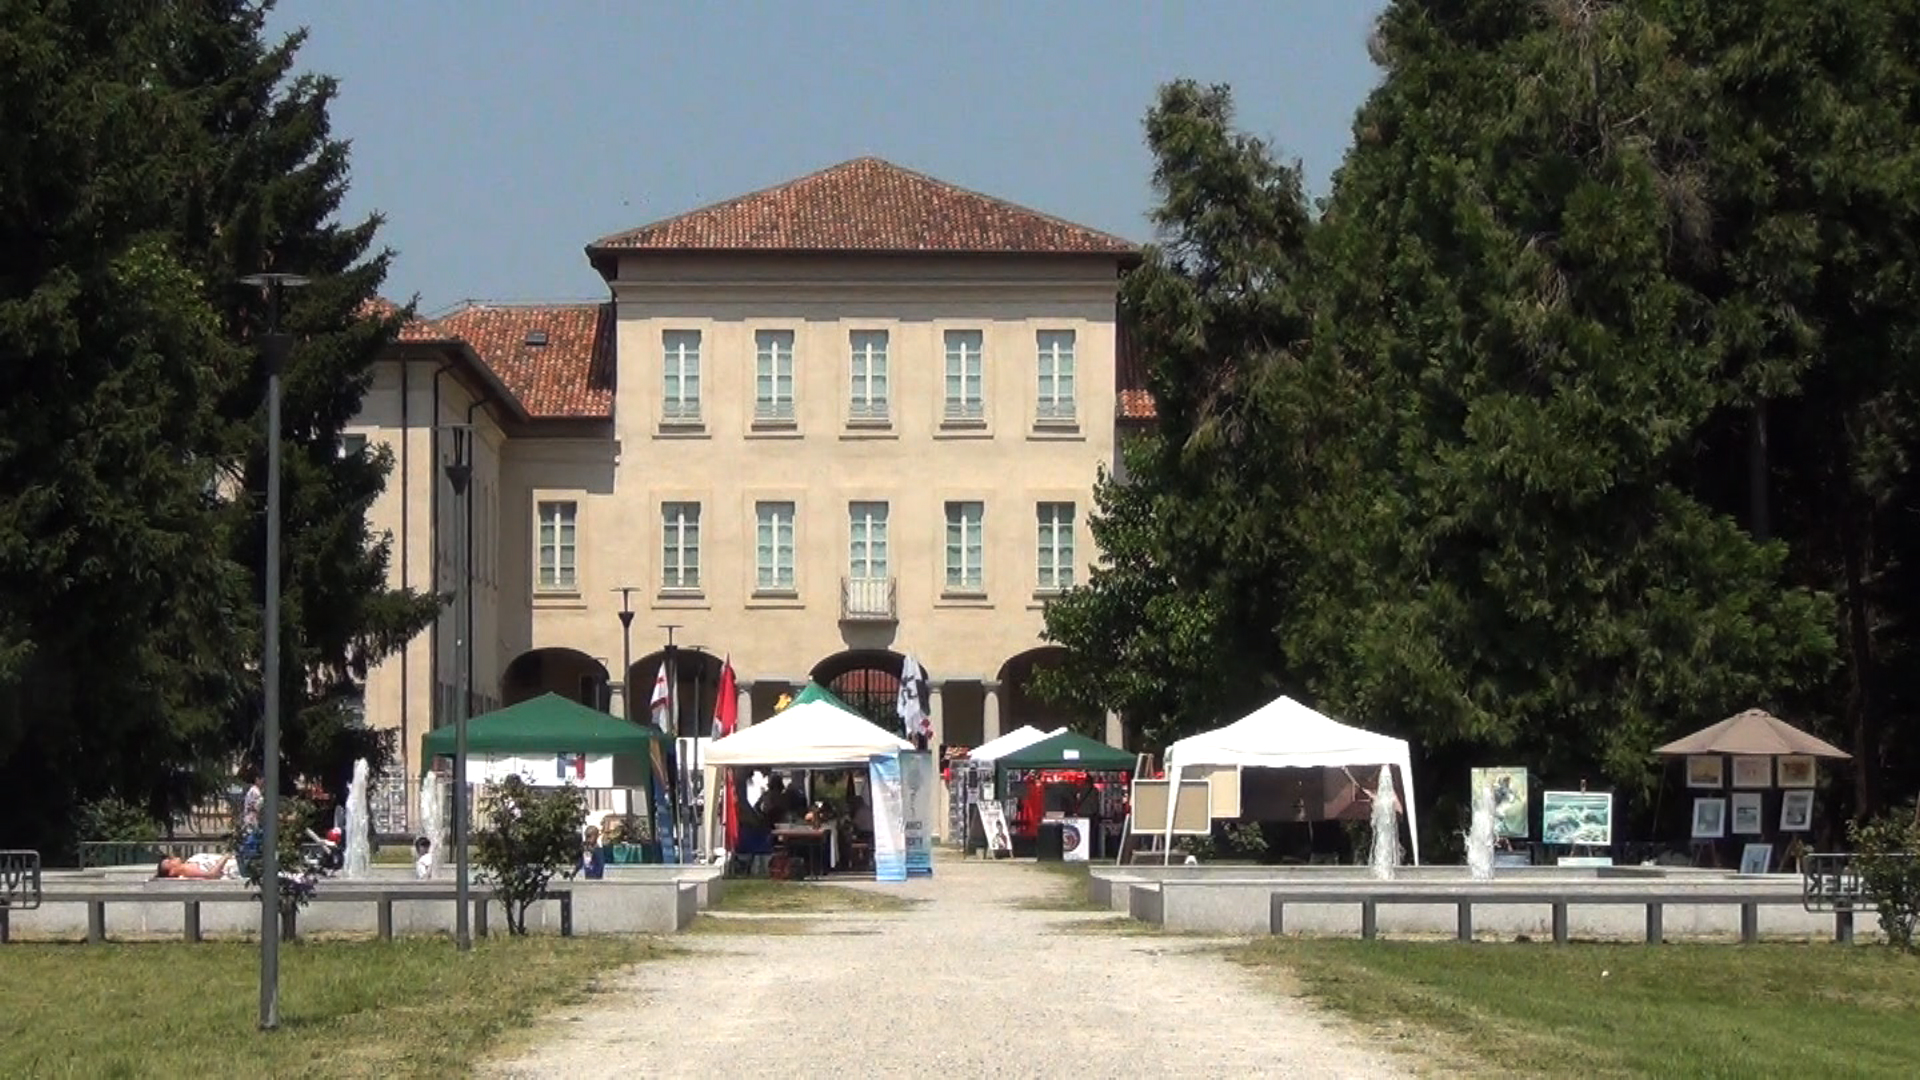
[481,857,1413,1079]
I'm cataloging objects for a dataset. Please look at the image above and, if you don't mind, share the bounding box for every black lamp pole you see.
[441,426,474,952]
[614,587,638,717]
[239,271,308,1033]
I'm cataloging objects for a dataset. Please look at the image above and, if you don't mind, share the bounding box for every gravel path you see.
[481,856,1413,1079]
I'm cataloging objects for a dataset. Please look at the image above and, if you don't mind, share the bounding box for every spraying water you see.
[1467,775,1497,882]
[343,757,372,878]
[417,777,440,877]
[1370,767,1402,881]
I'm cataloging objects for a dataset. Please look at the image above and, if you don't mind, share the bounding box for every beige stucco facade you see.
[350,250,1130,822]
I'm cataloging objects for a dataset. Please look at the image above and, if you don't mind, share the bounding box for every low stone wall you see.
[10,866,724,940]
[1090,868,1867,941]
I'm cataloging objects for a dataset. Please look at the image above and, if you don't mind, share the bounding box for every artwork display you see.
[1780,790,1815,832]
[1739,843,1773,875]
[1470,767,1529,839]
[1730,792,1763,835]
[1730,756,1772,789]
[1692,797,1727,839]
[1541,791,1613,846]
[1685,755,1724,789]
[1777,756,1817,788]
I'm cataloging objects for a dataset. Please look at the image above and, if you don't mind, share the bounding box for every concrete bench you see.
[3,886,573,944]
[1262,889,1841,945]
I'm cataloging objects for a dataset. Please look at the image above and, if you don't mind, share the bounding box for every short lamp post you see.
[239,270,309,1033]
[441,425,474,952]
[614,587,639,717]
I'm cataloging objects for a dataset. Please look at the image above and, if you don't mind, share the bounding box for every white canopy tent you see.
[704,699,913,767]
[1161,695,1421,864]
[966,725,1064,763]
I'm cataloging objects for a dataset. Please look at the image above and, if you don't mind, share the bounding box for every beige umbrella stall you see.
[1655,708,1849,870]
[1654,709,1850,760]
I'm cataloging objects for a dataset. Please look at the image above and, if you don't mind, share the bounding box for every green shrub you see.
[1849,811,1920,951]
[75,797,161,845]
[474,776,586,935]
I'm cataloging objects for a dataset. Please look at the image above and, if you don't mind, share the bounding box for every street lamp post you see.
[688,645,709,861]
[239,271,309,1032]
[441,426,474,952]
[614,587,639,718]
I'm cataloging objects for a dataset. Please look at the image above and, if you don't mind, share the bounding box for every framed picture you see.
[1691,797,1727,839]
[1780,790,1815,832]
[1739,843,1773,875]
[1686,755,1724,789]
[1470,767,1530,839]
[1730,756,1772,789]
[1776,755,1816,788]
[1730,792,1763,835]
[1541,791,1613,846]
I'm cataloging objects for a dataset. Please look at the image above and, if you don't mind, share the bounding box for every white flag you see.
[649,663,672,731]
[896,654,931,740]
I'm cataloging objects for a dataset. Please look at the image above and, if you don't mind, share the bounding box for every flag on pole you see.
[646,663,675,859]
[896,653,931,742]
[713,657,739,852]
[649,663,672,731]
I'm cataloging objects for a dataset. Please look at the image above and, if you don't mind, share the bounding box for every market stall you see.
[1157,695,1422,865]
[419,692,671,859]
[951,725,1062,847]
[705,686,914,880]
[1654,707,1850,872]
[993,731,1136,860]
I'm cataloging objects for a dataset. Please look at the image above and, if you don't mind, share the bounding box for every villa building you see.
[349,158,1154,816]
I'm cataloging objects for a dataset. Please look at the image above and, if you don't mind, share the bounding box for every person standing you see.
[240,765,263,859]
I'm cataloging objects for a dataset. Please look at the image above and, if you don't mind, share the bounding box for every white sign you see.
[978,800,1013,857]
[1060,816,1091,862]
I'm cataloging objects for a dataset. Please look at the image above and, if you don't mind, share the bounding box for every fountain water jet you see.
[343,757,372,878]
[1467,776,1497,881]
[1370,767,1402,880]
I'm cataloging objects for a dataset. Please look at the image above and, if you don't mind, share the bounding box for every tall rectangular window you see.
[1037,502,1076,591]
[755,329,795,422]
[755,501,796,591]
[661,501,701,590]
[944,501,985,591]
[943,329,984,421]
[536,501,577,591]
[662,330,701,422]
[849,330,889,421]
[1036,329,1076,422]
[848,501,890,579]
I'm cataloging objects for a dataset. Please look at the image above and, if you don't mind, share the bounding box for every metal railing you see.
[661,400,702,425]
[754,399,796,423]
[79,839,230,869]
[841,576,897,621]
[2,850,41,911]
[1035,399,1077,424]
[1801,851,1910,913]
[944,399,984,423]
[847,400,890,425]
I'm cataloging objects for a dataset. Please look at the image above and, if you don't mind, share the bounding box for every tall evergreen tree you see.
[1039,81,1319,746]
[162,1,440,799]
[0,2,249,851]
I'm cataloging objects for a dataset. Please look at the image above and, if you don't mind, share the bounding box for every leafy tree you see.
[1039,81,1319,747]
[475,776,587,936]
[162,1,441,801]
[0,2,250,854]
[1292,0,1835,817]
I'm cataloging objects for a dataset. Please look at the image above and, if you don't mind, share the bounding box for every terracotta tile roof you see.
[1115,320,1157,422]
[412,303,614,419]
[590,157,1138,256]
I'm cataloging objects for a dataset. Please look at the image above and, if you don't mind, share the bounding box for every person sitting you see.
[155,853,235,880]
[413,836,434,880]
[577,826,606,880]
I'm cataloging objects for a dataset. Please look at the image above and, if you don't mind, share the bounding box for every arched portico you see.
[810,649,917,730]
[627,649,726,738]
[997,647,1102,738]
[501,648,611,710]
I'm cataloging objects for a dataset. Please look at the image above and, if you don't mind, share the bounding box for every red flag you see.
[713,658,740,851]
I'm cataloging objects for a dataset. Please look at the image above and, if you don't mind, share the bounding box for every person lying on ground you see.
[155,853,237,880]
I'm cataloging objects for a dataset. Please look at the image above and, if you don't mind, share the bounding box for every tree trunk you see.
[1838,493,1878,819]
[1749,402,1771,542]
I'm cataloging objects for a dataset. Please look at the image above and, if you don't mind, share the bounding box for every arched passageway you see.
[997,647,1102,738]
[810,649,921,732]
[628,649,726,738]
[501,648,611,710]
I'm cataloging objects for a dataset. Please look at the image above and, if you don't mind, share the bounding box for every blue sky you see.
[269,0,1387,314]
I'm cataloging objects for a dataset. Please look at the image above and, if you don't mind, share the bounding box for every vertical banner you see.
[900,750,935,877]
[869,752,908,883]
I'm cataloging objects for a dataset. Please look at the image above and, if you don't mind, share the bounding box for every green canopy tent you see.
[994,730,1136,784]
[421,692,669,790]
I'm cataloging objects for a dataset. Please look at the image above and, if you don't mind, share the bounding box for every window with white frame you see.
[943,329,984,421]
[1037,502,1076,591]
[536,500,577,591]
[1036,329,1076,422]
[848,501,889,579]
[755,330,795,423]
[662,330,702,422]
[849,330,889,421]
[661,501,701,590]
[755,501,796,591]
[944,501,985,591]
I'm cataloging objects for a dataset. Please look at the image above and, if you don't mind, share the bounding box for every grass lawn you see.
[1234,939,1920,1078]
[711,879,914,914]
[1011,860,1104,912]
[0,935,668,1079]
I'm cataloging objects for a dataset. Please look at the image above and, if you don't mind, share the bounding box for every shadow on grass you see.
[685,915,820,936]
[712,879,919,915]
[1006,860,1107,912]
